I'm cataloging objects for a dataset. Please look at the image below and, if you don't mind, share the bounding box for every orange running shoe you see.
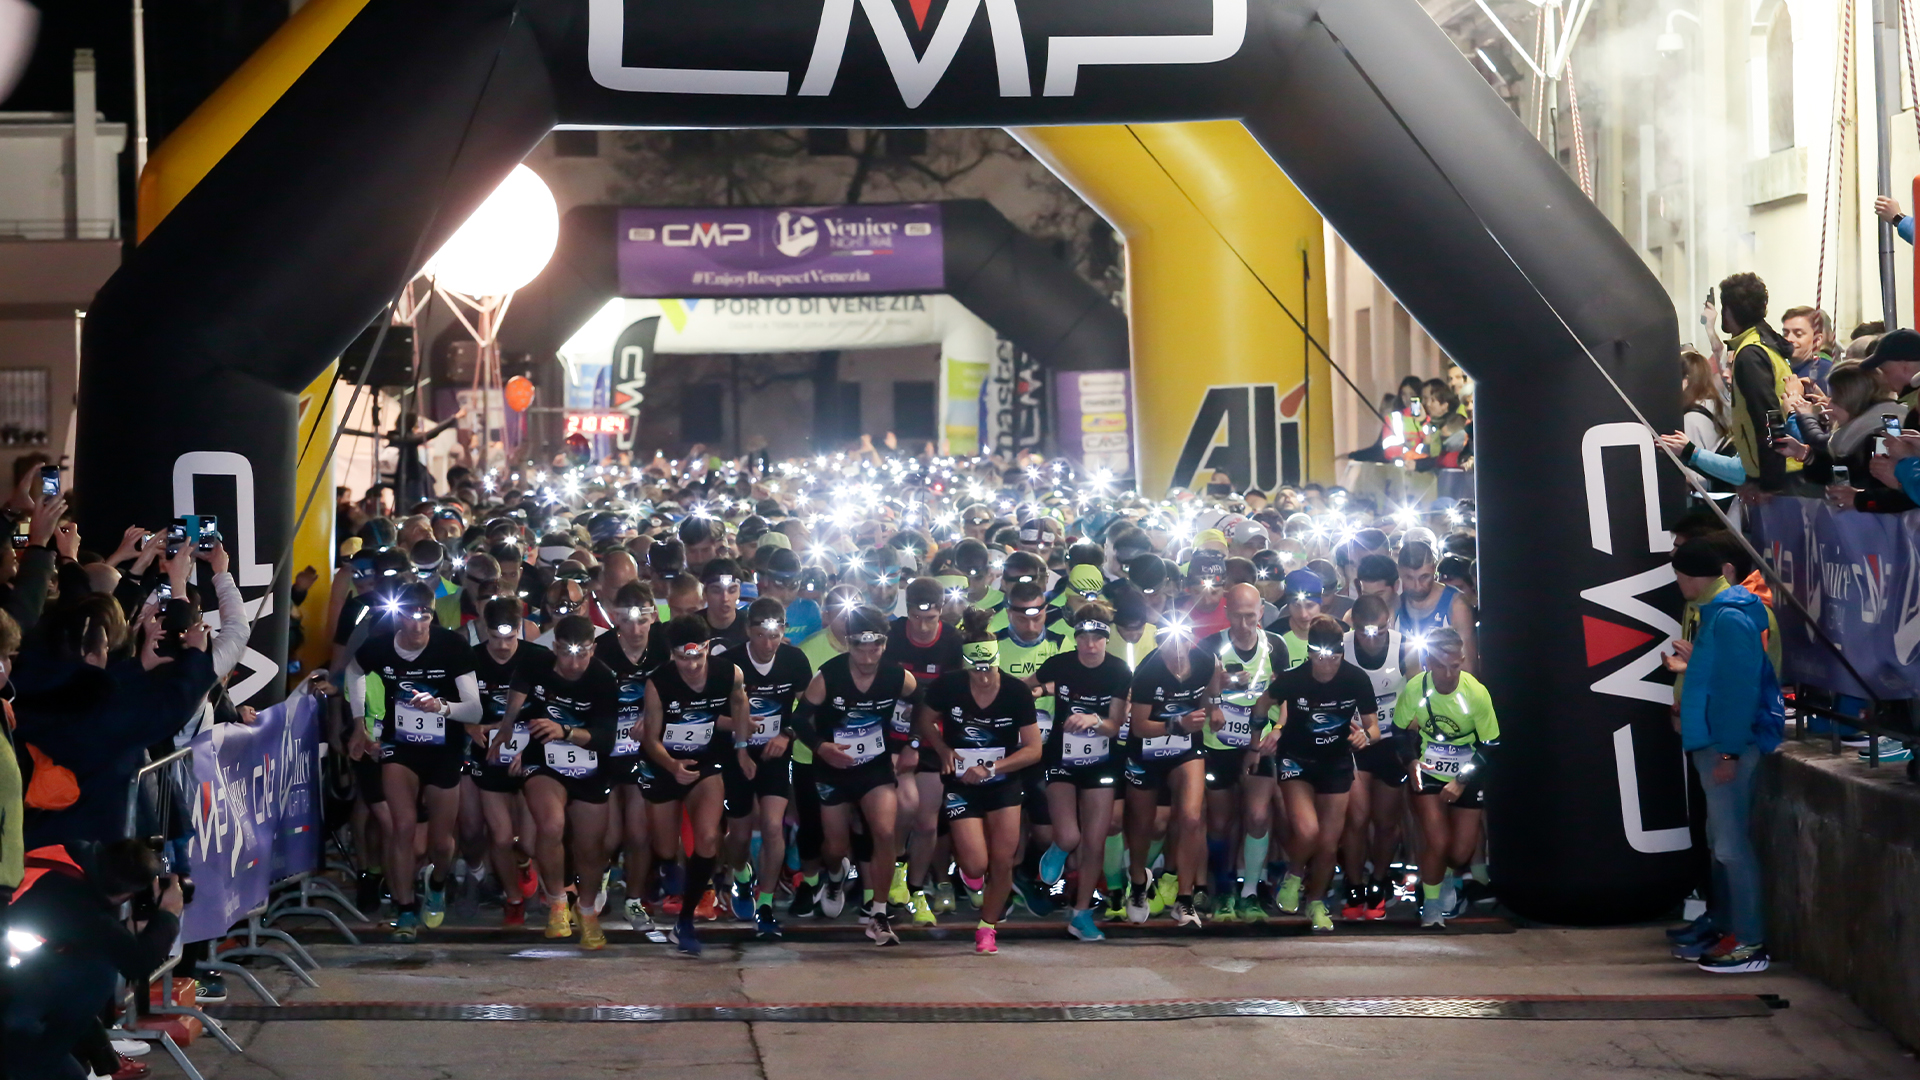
[502,900,526,928]
[695,888,721,921]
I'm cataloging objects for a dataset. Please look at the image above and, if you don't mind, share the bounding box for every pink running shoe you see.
[974,924,998,954]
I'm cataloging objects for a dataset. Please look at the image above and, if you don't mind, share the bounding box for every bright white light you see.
[424,164,560,298]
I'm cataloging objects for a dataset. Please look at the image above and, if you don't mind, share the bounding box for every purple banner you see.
[1055,369,1134,478]
[617,203,945,297]
[1750,498,1920,699]
[180,692,323,942]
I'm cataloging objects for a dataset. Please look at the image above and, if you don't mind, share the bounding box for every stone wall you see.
[1755,741,1920,1048]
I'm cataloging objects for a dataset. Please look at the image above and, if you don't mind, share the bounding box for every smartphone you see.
[1884,414,1903,438]
[165,522,188,554]
[196,515,220,552]
[38,465,58,500]
[1833,464,1852,486]
[11,520,27,550]
[1877,435,1889,456]
[1765,409,1788,444]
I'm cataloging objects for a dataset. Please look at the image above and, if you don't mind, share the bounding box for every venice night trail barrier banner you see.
[617,203,946,297]
[180,692,322,942]
[1750,498,1920,699]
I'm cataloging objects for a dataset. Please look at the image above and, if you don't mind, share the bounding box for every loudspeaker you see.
[340,322,417,387]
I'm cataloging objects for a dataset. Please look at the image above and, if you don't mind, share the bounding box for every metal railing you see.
[0,217,119,241]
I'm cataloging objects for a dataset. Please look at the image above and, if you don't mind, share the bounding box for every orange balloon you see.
[504,375,536,412]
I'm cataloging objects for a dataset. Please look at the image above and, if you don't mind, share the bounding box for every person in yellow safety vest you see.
[1377,376,1427,464]
[1717,272,1803,492]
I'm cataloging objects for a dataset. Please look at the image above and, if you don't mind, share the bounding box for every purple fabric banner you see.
[617,203,945,297]
[180,692,323,942]
[1750,498,1920,699]
[1054,369,1134,478]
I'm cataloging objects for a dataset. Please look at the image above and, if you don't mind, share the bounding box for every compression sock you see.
[684,854,715,914]
[1207,838,1231,897]
[863,888,874,906]
[1421,881,1442,901]
[1103,834,1126,891]
[804,871,821,888]
[1147,840,1165,872]
[734,864,754,884]
[1240,835,1270,895]
[757,891,775,910]
[1471,860,1491,884]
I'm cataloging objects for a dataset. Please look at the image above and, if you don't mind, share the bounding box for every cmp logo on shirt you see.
[832,696,846,707]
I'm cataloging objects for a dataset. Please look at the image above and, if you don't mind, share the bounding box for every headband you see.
[961,639,1001,667]
[1075,620,1112,638]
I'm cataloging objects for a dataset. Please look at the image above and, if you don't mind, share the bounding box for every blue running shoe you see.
[1068,908,1107,942]
[730,878,755,922]
[422,883,447,929]
[755,905,782,941]
[1038,844,1069,887]
[392,910,421,943]
[1667,914,1716,943]
[668,917,703,957]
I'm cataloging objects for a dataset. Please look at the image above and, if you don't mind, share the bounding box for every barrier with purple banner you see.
[1750,498,1920,699]
[180,692,323,942]
[617,203,945,298]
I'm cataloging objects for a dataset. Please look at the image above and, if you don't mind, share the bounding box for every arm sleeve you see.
[1896,457,1920,505]
[790,699,822,750]
[1687,446,1749,486]
[445,671,481,724]
[346,658,368,718]
[1732,347,1786,490]
[1902,215,1915,244]
[208,572,251,679]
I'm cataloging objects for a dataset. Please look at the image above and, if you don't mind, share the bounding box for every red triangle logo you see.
[909,0,933,29]
[1583,615,1655,667]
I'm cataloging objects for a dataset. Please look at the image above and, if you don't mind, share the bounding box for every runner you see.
[992,579,1065,914]
[1034,600,1132,941]
[1198,584,1286,922]
[1396,540,1479,674]
[699,558,751,657]
[640,615,752,955]
[791,606,914,945]
[468,597,548,929]
[505,615,620,949]
[1340,594,1409,920]
[345,582,482,943]
[1120,621,1220,928]
[592,582,664,929]
[916,609,1045,955]
[727,597,812,940]
[788,584,862,919]
[1252,615,1379,932]
[884,576,964,925]
[1393,627,1499,928]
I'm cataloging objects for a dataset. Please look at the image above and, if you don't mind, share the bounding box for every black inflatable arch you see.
[500,199,1128,375]
[81,0,1688,925]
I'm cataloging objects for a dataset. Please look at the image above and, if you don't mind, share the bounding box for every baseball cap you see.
[1067,564,1105,596]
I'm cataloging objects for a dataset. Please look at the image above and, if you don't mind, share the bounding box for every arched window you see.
[1768,6,1795,152]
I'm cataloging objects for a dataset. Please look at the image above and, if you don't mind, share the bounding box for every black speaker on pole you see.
[340,322,417,387]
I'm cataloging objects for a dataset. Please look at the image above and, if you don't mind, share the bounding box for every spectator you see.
[1663,538,1782,974]
[0,608,21,900]
[1779,306,1835,394]
[1716,272,1802,493]
[1859,327,1920,421]
[1873,195,1915,245]
[3,838,184,1079]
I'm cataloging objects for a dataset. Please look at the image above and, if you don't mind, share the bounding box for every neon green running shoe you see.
[911,890,937,926]
[1307,899,1334,933]
[1277,873,1303,914]
[889,862,911,906]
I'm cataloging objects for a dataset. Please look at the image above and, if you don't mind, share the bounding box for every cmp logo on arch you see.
[587,0,1249,107]
[618,204,946,297]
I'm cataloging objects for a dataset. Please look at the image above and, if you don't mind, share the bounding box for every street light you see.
[1656,8,1700,53]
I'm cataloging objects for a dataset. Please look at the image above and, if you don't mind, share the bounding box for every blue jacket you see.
[1679,583,1783,757]
[1896,456,1920,505]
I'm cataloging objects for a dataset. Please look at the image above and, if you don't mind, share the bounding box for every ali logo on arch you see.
[587,0,1247,106]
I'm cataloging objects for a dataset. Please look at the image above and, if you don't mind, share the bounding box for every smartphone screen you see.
[11,520,27,549]
[1885,415,1903,437]
[196,515,219,551]
[38,465,58,500]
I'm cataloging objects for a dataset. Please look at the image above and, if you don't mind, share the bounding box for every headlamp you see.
[1015,605,1044,617]
[402,606,434,622]
[674,641,708,658]
[757,619,784,632]
[1076,620,1112,638]
[493,623,515,638]
[849,631,887,645]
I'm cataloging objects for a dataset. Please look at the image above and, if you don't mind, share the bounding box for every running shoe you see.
[974,924,999,954]
[695,888,722,922]
[1307,900,1334,933]
[596,871,611,914]
[789,879,817,918]
[1256,880,1282,919]
[912,891,937,926]
[1671,934,1722,961]
[731,879,756,922]
[624,897,653,931]
[1125,879,1151,924]
[867,907,901,946]
[889,862,911,906]
[503,900,526,929]
[1364,880,1388,920]
[517,860,539,904]
[668,917,703,957]
[1697,941,1769,973]
[422,881,447,929]
[1340,884,1365,921]
[1038,843,1069,886]
[756,905,782,941]
[660,894,683,917]
[1192,886,1213,917]
[1102,891,1126,922]
[932,881,957,914]
[1012,868,1055,916]
[392,909,421,943]
[1276,874,1303,914]
[109,1053,151,1080]
[545,901,574,939]
[578,909,607,950]
[961,871,985,910]
[1419,898,1445,929]
[1068,908,1107,942]
[1438,874,1459,917]
[1859,737,1913,763]
[1153,872,1178,915]
[1667,913,1716,942]
[194,976,228,1005]
[1840,732,1872,749]
[1444,877,1472,919]
[1172,899,1202,928]
[820,877,847,918]
[356,870,384,915]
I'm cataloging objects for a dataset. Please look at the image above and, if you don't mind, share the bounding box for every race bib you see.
[1061,731,1110,767]
[543,740,598,778]
[955,745,1008,781]
[890,698,915,736]
[748,697,782,747]
[1140,733,1192,760]
[1217,701,1254,747]
[1034,707,1053,740]
[834,712,885,766]
[394,703,446,745]
[664,714,716,754]
[1419,741,1474,778]
[495,722,530,763]
[613,717,640,757]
